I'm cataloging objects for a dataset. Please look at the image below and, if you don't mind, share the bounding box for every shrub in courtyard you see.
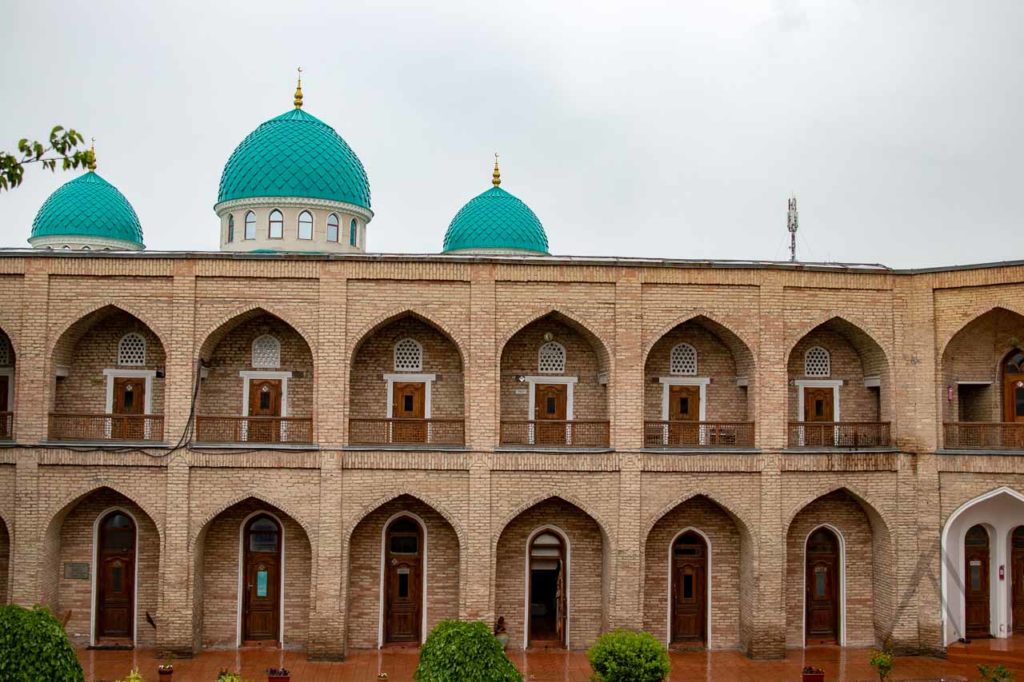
[413,619,522,682]
[0,604,85,682]
[587,629,670,682]
[869,649,895,682]
[978,664,1015,682]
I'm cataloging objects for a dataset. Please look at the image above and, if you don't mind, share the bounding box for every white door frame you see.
[90,506,140,647]
[526,376,578,420]
[794,379,843,422]
[235,510,286,647]
[377,511,429,647]
[801,523,846,646]
[524,525,571,650]
[384,373,437,418]
[665,527,712,648]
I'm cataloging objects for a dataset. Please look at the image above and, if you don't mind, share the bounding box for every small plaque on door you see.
[64,562,89,580]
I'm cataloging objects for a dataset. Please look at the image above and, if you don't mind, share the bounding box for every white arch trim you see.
[940,486,1024,643]
[235,510,286,647]
[523,524,572,650]
[801,523,847,646]
[665,527,713,649]
[90,506,140,647]
[377,511,429,647]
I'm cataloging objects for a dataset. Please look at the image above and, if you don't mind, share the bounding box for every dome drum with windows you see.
[216,73,373,254]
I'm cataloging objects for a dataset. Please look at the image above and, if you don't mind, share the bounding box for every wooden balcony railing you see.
[644,421,755,448]
[944,422,1024,449]
[788,421,891,448]
[0,411,12,440]
[194,416,313,444]
[48,413,164,442]
[348,418,465,446]
[499,420,610,448]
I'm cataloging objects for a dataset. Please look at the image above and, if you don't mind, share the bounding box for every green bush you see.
[414,619,522,682]
[978,664,1015,682]
[0,604,85,682]
[587,629,671,682]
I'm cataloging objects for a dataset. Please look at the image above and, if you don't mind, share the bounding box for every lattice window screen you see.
[804,346,831,377]
[118,333,146,366]
[0,338,9,366]
[538,342,566,374]
[394,338,423,372]
[252,334,281,369]
[670,343,698,376]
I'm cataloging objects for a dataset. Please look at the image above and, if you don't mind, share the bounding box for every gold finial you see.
[294,67,304,109]
[87,138,97,172]
[492,152,501,187]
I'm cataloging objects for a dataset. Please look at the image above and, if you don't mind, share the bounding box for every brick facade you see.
[0,252,1022,660]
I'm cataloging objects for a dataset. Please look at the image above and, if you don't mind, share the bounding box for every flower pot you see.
[158,671,173,682]
[268,676,290,682]
[801,673,825,682]
[495,632,510,650]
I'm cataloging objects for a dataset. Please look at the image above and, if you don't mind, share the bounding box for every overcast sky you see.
[1,0,1021,267]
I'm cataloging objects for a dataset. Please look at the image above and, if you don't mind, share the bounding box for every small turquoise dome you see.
[217,108,371,210]
[30,171,144,249]
[442,185,549,255]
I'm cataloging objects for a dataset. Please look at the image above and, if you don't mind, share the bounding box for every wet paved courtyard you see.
[76,639,1024,681]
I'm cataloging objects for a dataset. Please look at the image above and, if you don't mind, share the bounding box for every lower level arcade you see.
[1,465,1022,659]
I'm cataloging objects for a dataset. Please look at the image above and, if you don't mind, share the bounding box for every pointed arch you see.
[343,490,466,547]
[44,483,163,543]
[190,491,315,551]
[50,302,170,364]
[642,490,756,545]
[643,310,757,364]
[939,305,1024,359]
[783,483,893,535]
[497,307,612,370]
[785,313,891,365]
[492,492,614,551]
[347,308,467,363]
[197,304,316,361]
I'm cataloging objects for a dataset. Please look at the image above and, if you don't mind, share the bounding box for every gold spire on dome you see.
[492,153,501,187]
[294,67,304,109]
[87,138,97,172]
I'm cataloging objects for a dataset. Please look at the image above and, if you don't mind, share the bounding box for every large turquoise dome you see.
[217,108,371,210]
[442,180,549,255]
[29,171,144,249]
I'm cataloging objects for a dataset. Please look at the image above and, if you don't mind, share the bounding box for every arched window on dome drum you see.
[805,346,831,377]
[118,333,146,366]
[244,211,256,240]
[269,210,284,239]
[326,214,339,242]
[227,214,235,243]
[350,219,358,247]
[298,211,313,240]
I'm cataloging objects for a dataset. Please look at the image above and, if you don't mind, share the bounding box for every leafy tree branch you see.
[0,126,92,192]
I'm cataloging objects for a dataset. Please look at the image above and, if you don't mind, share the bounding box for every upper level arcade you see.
[942,307,1024,450]
[785,317,892,449]
[48,306,166,443]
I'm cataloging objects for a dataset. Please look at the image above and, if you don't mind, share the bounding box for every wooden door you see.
[243,515,281,643]
[391,382,427,443]
[384,517,422,644]
[1013,527,1024,634]
[0,375,8,439]
[668,385,701,446]
[803,387,835,447]
[1003,351,1024,447]
[96,512,135,642]
[247,379,281,443]
[535,384,568,445]
[964,524,991,639]
[671,532,707,645]
[805,527,839,644]
[112,377,145,440]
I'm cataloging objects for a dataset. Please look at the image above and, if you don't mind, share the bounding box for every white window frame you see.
[297,210,314,240]
[384,373,436,418]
